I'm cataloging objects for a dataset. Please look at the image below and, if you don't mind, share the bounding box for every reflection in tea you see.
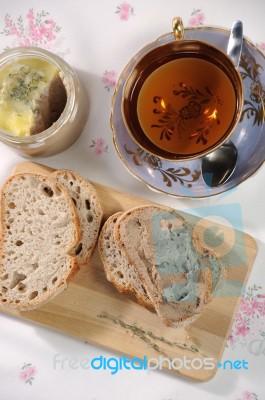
[137,57,236,155]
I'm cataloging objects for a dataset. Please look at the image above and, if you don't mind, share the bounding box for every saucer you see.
[111,26,265,198]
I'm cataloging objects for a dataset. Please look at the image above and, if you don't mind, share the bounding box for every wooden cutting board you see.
[0,161,257,381]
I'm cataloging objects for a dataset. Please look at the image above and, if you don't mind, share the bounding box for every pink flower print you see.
[1,9,66,54]
[89,137,108,155]
[235,322,248,337]
[188,9,205,27]
[26,9,34,21]
[234,310,246,326]
[4,14,12,28]
[195,12,205,25]
[95,138,107,155]
[238,292,265,317]
[18,38,32,47]
[116,2,134,21]
[120,12,129,21]
[102,70,117,91]
[243,299,256,317]
[42,20,57,42]
[240,391,258,400]
[259,302,265,316]
[251,299,260,310]
[228,335,235,346]
[228,285,265,353]
[3,14,22,38]
[188,17,197,27]
[240,297,248,311]
[242,392,254,400]
[19,363,36,385]
[120,2,131,12]
[11,26,20,37]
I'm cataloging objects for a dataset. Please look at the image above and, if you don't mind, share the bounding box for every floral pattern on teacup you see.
[0,9,69,56]
[116,2,134,21]
[124,145,201,188]
[228,285,265,355]
[19,363,36,385]
[188,9,206,27]
[239,54,265,127]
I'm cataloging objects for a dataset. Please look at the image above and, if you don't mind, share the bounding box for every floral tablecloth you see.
[0,1,265,399]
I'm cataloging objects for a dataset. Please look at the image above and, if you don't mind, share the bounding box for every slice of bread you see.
[98,212,153,309]
[0,173,81,311]
[115,205,224,328]
[51,170,103,265]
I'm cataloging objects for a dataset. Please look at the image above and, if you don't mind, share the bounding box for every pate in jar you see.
[0,47,88,157]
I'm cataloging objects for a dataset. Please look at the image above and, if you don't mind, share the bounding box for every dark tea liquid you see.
[137,57,236,155]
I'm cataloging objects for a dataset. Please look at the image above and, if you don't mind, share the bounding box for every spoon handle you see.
[227,20,243,69]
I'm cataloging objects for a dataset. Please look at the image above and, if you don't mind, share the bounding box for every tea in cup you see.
[122,18,243,161]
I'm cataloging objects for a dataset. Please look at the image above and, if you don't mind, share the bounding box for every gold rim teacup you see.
[121,17,244,161]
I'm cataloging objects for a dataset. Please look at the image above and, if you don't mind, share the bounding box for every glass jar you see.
[0,47,88,157]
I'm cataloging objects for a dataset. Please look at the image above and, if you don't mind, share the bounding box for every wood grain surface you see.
[0,161,258,381]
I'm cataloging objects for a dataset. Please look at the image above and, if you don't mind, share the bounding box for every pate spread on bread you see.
[113,205,225,328]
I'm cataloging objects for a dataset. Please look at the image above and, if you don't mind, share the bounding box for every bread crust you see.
[51,169,104,265]
[99,212,153,309]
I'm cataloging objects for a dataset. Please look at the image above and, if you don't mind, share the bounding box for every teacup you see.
[122,17,243,161]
